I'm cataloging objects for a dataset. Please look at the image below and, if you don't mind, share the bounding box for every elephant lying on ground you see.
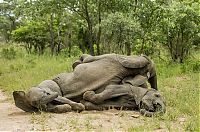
[82,75,166,117]
[13,54,165,116]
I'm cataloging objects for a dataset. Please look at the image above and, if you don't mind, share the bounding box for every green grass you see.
[0,46,77,93]
[0,45,199,131]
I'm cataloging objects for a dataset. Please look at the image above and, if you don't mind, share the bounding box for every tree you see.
[66,0,96,55]
[135,0,167,55]
[0,0,21,42]
[101,12,141,55]
[160,1,200,62]
[13,0,78,55]
[2,0,198,62]
[12,21,48,54]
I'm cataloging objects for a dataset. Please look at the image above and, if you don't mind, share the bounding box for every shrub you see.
[1,47,17,60]
[191,61,200,72]
[61,46,83,57]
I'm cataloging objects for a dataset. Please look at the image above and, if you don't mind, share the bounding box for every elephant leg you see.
[80,100,103,111]
[54,96,85,112]
[82,54,115,63]
[83,84,131,104]
[47,104,72,113]
[81,95,137,110]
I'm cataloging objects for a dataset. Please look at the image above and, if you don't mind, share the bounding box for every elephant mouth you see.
[141,101,163,111]
[153,103,162,112]
[140,101,164,117]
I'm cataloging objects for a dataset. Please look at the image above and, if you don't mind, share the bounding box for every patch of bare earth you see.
[175,76,190,81]
[0,90,184,131]
[0,90,32,131]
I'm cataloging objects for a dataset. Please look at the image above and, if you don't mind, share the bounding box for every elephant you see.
[81,75,166,117]
[13,54,162,116]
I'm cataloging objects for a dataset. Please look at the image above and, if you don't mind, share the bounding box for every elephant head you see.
[123,76,165,117]
[13,87,59,112]
[139,89,166,117]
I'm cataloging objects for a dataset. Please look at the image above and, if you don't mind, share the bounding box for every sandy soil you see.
[0,90,144,131]
[0,90,183,131]
[0,90,32,131]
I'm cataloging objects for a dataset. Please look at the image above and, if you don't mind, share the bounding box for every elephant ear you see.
[131,87,148,105]
[118,55,150,69]
[13,91,38,112]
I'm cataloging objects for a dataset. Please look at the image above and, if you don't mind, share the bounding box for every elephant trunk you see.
[156,100,166,114]
[35,92,59,111]
[143,55,158,90]
[148,74,157,90]
[140,100,166,117]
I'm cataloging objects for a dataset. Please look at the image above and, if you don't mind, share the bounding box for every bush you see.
[179,60,200,73]
[61,46,83,57]
[191,61,200,72]
[1,47,17,60]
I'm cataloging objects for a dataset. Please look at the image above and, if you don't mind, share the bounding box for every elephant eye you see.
[32,101,39,106]
[43,91,50,95]
[154,93,160,98]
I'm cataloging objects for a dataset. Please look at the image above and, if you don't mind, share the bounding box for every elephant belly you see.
[55,59,123,99]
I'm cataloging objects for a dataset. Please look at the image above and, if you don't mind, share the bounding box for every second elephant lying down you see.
[82,75,166,117]
[13,54,166,116]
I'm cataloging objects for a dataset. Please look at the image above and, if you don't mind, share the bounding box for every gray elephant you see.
[82,75,166,117]
[13,54,163,116]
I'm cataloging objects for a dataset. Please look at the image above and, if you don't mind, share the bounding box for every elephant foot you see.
[53,104,72,113]
[80,100,102,111]
[83,91,103,104]
[71,103,85,112]
[72,60,82,69]
[83,91,96,102]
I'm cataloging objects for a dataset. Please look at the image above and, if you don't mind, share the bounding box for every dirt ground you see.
[0,90,183,131]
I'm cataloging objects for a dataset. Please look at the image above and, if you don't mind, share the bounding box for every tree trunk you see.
[96,0,101,55]
[117,25,122,54]
[83,0,94,55]
[49,13,55,55]
[125,42,131,55]
[141,37,145,54]
[167,33,175,62]
[134,0,138,12]
[57,15,61,55]
[68,32,72,57]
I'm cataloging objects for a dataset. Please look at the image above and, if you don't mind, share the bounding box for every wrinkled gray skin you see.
[13,54,164,116]
[82,75,166,117]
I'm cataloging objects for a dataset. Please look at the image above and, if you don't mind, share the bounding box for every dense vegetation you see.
[0,0,199,62]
